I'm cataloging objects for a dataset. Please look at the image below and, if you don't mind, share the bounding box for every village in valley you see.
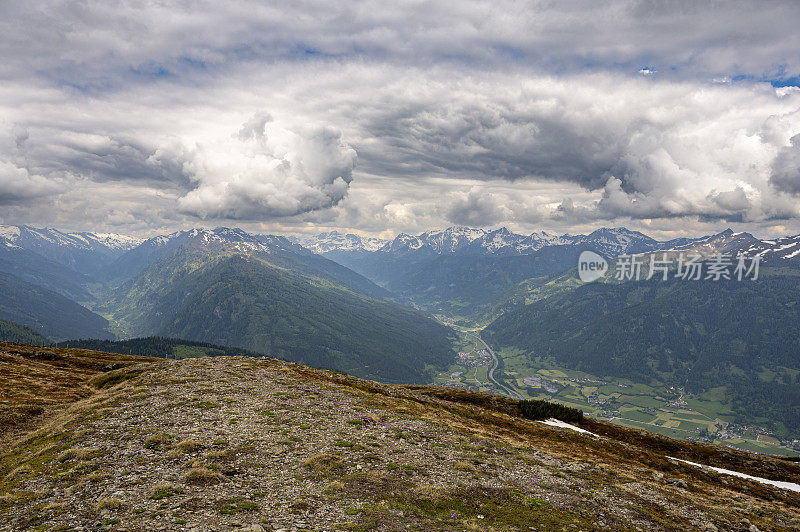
[435,336,799,457]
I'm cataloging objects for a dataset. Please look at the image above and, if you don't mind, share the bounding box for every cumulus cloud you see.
[1,1,800,236]
[443,186,543,226]
[0,161,64,204]
[177,114,357,219]
[770,134,800,194]
[348,72,800,224]
[19,129,190,187]
[444,188,513,226]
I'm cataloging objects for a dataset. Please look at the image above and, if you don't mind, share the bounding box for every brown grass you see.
[303,453,344,477]
[0,342,159,444]
[144,433,173,450]
[184,467,226,486]
[95,497,125,510]
[177,439,204,453]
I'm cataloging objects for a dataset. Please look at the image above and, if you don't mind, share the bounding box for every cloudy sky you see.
[1,1,800,239]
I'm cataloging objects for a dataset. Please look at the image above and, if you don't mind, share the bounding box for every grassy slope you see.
[53,337,265,359]
[1,342,799,530]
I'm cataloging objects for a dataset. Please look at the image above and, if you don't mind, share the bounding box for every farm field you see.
[436,338,798,456]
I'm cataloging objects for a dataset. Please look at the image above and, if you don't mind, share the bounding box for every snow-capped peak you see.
[0,224,143,254]
[70,232,143,251]
[417,226,487,253]
[0,225,21,241]
[295,231,388,253]
[139,227,305,256]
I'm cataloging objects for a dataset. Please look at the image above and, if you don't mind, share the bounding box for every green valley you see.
[435,331,799,456]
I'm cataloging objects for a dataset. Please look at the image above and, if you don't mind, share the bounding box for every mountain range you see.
[0,224,141,276]
[0,225,454,382]
[2,222,799,338]
[3,222,800,438]
[99,227,452,382]
[302,226,800,320]
[297,226,714,258]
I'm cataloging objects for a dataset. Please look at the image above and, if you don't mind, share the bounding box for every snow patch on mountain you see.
[0,225,21,241]
[297,231,388,253]
[71,232,143,251]
[138,227,305,256]
[418,226,487,253]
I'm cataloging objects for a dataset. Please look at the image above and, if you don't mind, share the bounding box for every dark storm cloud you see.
[4,1,800,85]
[17,130,191,188]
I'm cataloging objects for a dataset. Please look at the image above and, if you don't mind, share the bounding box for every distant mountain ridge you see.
[5,223,800,263]
[109,227,390,299]
[0,271,110,341]
[293,231,388,253]
[105,227,312,283]
[0,224,142,276]
[1,222,799,345]
[289,226,800,322]
[302,226,714,258]
[0,224,141,256]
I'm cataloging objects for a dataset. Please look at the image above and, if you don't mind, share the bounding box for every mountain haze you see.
[0,271,110,341]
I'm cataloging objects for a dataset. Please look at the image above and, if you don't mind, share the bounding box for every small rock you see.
[701,523,718,532]
[652,471,664,482]
[666,478,688,488]
[749,526,760,532]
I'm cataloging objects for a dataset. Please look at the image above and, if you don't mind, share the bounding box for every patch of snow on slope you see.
[81,233,143,250]
[537,418,597,436]
[669,457,800,493]
[774,241,800,252]
[786,247,800,259]
[0,225,20,241]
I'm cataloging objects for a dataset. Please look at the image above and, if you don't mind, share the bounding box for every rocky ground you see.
[1,344,799,531]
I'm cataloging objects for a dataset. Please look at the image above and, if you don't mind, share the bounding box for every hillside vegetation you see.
[0,272,110,341]
[0,320,50,345]
[105,252,454,383]
[327,246,591,321]
[54,337,265,359]
[1,342,799,530]
[484,273,800,437]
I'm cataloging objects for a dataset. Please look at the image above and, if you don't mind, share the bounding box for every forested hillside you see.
[484,272,800,436]
[0,272,110,341]
[105,251,454,383]
[54,336,264,359]
[0,319,50,345]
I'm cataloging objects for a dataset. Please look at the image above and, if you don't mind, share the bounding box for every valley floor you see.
[436,336,799,457]
[1,343,800,530]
